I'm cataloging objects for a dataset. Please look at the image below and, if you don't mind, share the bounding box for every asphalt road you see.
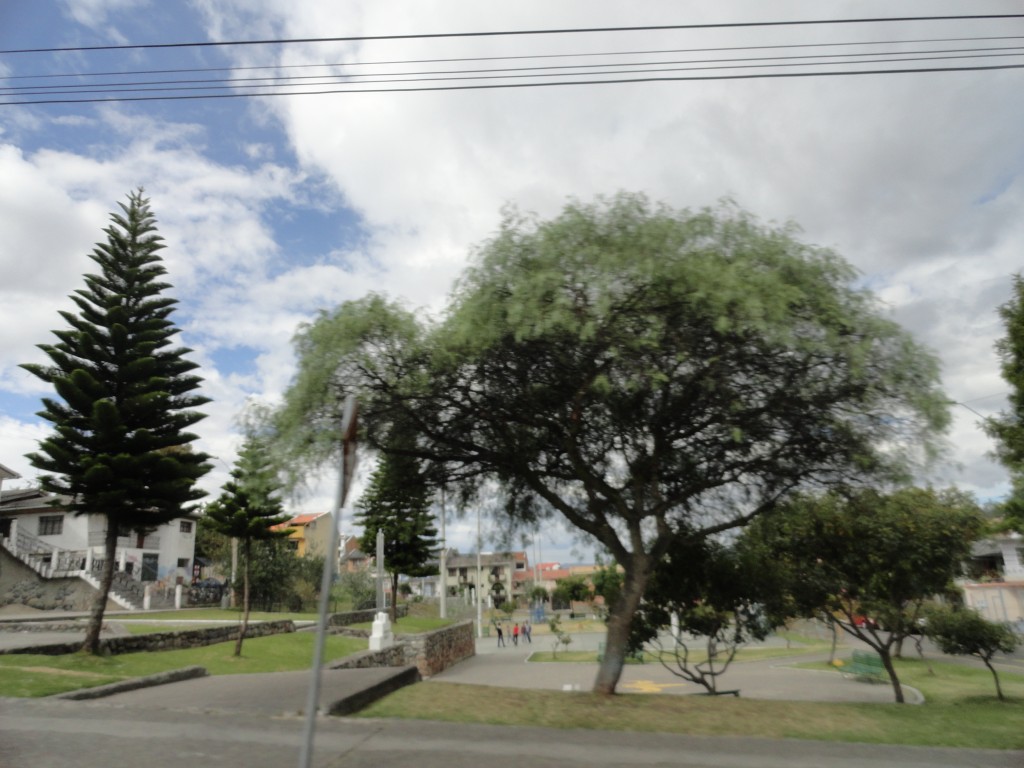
[3,697,1022,768]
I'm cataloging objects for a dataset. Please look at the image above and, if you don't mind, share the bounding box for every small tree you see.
[22,190,210,653]
[551,575,590,611]
[548,613,572,659]
[354,428,439,623]
[926,606,1019,700]
[205,435,292,655]
[636,537,779,695]
[338,569,376,611]
[741,487,984,703]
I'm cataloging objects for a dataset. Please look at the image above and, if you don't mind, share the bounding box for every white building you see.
[0,474,197,609]
[962,532,1024,628]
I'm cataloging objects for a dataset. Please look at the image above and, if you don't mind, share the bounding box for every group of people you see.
[495,619,532,647]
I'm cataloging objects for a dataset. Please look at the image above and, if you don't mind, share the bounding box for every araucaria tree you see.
[354,428,438,623]
[22,191,210,653]
[205,434,292,656]
[741,487,983,703]
[275,193,949,694]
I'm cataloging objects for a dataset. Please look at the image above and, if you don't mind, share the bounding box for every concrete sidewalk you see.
[440,632,907,703]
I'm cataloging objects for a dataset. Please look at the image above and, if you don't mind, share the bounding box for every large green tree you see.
[275,193,949,694]
[740,487,983,703]
[985,274,1024,531]
[204,434,292,655]
[22,191,210,653]
[354,428,438,623]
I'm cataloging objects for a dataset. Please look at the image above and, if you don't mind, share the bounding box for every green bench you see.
[847,650,886,682]
[597,641,645,663]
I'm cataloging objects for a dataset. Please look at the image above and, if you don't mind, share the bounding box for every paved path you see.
[451,632,905,702]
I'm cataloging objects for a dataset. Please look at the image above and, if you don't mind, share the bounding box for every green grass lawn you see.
[356,657,1024,751]
[0,632,366,698]
[123,608,319,622]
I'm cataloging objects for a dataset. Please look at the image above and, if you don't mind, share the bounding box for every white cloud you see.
[4,0,1023,540]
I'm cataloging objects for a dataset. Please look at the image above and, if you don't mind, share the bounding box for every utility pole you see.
[376,529,385,611]
[476,505,483,638]
[299,395,357,768]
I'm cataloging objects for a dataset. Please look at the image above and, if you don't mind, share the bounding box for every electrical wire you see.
[5,35,1023,82]
[4,47,1024,99]
[3,42,1022,95]
[3,15,1021,106]
[4,62,1023,106]
[3,14,1022,54]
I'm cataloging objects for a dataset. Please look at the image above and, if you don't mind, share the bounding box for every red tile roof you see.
[272,512,326,530]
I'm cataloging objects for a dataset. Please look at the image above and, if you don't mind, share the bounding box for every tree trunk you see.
[983,658,1005,701]
[878,647,905,703]
[83,522,118,654]
[592,556,650,695]
[234,539,250,657]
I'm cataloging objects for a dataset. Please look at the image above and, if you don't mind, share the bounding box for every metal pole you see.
[476,506,483,638]
[298,395,357,768]
[376,530,385,611]
[439,485,447,619]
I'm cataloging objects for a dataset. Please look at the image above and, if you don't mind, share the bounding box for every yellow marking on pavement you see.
[620,679,687,693]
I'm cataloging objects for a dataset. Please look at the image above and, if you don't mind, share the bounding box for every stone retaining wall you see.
[405,620,475,677]
[328,620,474,678]
[0,620,296,656]
[327,606,408,627]
[0,550,105,612]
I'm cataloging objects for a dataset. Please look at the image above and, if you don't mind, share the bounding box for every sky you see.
[1,1,1023,562]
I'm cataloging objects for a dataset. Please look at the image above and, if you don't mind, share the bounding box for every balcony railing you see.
[87,531,160,549]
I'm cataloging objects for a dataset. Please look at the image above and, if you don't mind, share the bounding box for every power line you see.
[4,47,1023,99]
[4,61,1022,107]
[8,35,1024,83]
[3,14,1023,55]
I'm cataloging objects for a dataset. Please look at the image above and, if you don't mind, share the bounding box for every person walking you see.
[523,620,532,643]
[513,622,520,646]
[496,623,505,647]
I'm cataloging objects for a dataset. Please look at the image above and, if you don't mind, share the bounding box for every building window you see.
[180,520,193,534]
[39,515,64,536]
[177,558,189,568]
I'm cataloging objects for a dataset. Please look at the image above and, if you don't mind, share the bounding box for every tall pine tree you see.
[22,190,210,653]
[355,430,438,623]
[204,434,292,656]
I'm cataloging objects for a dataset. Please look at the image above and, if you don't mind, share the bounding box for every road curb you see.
[52,665,209,700]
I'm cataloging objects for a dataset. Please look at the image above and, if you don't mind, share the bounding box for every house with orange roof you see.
[272,512,333,558]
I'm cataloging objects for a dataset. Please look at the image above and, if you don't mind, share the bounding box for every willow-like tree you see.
[275,193,949,694]
[354,428,438,623]
[204,434,292,656]
[22,191,210,654]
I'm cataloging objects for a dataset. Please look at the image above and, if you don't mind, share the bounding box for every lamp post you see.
[439,485,447,619]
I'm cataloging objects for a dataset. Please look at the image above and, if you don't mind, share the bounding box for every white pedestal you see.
[368,611,394,650]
